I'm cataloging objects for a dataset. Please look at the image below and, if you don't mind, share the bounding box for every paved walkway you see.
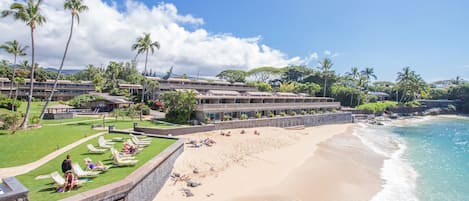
[0,131,107,178]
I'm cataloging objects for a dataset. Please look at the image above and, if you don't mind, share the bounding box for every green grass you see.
[16,133,175,201]
[18,101,59,118]
[42,117,102,125]
[105,119,179,130]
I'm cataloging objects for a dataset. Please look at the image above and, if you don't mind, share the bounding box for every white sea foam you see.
[353,124,419,201]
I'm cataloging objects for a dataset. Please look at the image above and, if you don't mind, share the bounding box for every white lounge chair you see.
[87,144,106,154]
[98,138,112,149]
[50,171,86,187]
[72,163,100,178]
[131,137,151,146]
[113,150,138,166]
[110,148,136,160]
[126,139,146,149]
[130,134,150,140]
[99,136,115,145]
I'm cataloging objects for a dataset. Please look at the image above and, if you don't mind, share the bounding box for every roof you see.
[207,90,240,96]
[275,92,298,97]
[119,83,142,89]
[47,104,74,109]
[175,89,199,94]
[89,93,132,104]
[245,91,273,96]
[368,92,390,97]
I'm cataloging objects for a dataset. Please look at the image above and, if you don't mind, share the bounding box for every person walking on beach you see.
[61,154,72,174]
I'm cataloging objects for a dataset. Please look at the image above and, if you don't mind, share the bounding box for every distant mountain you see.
[44,67,81,75]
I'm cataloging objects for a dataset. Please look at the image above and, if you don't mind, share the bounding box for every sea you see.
[353,116,469,201]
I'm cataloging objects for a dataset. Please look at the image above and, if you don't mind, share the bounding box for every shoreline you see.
[154,124,384,201]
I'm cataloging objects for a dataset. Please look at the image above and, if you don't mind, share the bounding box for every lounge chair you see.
[98,138,112,149]
[126,139,146,149]
[113,151,138,166]
[110,148,136,160]
[72,163,100,178]
[131,137,151,146]
[130,134,150,140]
[87,144,106,154]
[50,171,86,187]
[83,158,112,171]
[99,136,115,145]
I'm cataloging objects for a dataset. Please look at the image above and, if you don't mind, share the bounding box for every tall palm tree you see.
[317,58,333,97]
[345,67,360,106]
[2,0,46,129]
[0,40,28,98]
[40,0,88,119]
[361,67,377,89]
[132,33,160,120]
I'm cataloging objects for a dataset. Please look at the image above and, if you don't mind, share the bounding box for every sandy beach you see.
[154,124,384,201]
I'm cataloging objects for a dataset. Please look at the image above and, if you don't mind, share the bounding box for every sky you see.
[1,0,468,82]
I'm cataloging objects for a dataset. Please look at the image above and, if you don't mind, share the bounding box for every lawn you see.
[16,133,175,201]
[18,101,59,118]
[104,119,179,130]
[42,116,102,125]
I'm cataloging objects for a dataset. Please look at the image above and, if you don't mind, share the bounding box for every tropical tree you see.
[216,69,247,83]
[361,67,377,89]
[345,67,360,106]
[40,0,88,119]
[0,40,28,98]
[396,67,428,102]
[278,82,296,92]
[247,66,284,82]
[2,0,46,129]
[317,58,333,97]
[161,90,197,124]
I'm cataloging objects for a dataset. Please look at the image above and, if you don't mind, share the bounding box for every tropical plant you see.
[240,113,248,120]
[12,77,25,111]
[361,67,377,89]
[317,58,333,97]
[2,0,46,129]
[357,101,398,114]
[40,0,88,119]
[248,81,272,92]
[396,67,429,102]
[280,112,286,116]
[161,91,196,124]
[255,112,262,118]
[216,70,247,83]
[0,40,28,98]
[247,66,284,82]
[278,82,296,92]
[290,111,296,116]
[294,82,321,96]
[223,115,231,121]
[268,111,274,117]
[1,112,22,134]
[301,110,307,115]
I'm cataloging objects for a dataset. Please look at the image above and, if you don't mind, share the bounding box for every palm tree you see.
[345,67,360,106]
[13,77,25,111]
[40,0,88,119]
[132,33,160,120]
[361,67,377,89]
[317,58,333,97]
[396,66,427,102]
[2,0,46,129]
[0,40,28,98]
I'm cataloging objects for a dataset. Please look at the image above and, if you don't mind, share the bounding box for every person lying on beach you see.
[122,143,137,154]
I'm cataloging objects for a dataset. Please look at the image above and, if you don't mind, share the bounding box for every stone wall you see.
[214,112,353,130]
[0,177,29,201]
[134,124,215,136]
[60,137,184,201]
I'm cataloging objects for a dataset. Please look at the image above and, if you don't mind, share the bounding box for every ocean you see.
[354,117,469,201]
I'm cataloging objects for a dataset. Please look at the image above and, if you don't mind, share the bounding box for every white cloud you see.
[0,0,304,76]
[323,50,340,58]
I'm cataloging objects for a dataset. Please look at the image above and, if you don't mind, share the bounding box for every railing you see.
[196,102,341,111]
[159,83,257,91]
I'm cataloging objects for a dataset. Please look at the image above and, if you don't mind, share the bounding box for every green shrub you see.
[331,109,337,113]
[223,115,232,121]
[240,114,248,120]
[268,112,274,118]
[140,105,151,115]
[280,112,286,116]
[367,95,378,103]
[301,110,307,115]
[204,117,211,123]
[0,95,21,110]
[31,115,41,125]
[69,94,98,108]
[1,112,22,133]
[310,110,317,114]
[255,112,262,118]
[358,101,398,114]
[290,111,296,116]
[400,101,421,107]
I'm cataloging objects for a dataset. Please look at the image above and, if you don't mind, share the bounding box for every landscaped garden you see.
[15,133,175,201]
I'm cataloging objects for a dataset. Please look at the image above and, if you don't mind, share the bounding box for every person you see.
[61,154,72,174]
[63,170,75,192]
[85,158,107,171]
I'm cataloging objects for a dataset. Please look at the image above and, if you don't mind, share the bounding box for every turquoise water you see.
[393,118,469,201]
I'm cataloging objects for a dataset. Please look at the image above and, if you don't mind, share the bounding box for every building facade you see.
[194,90,341,122]
[0,78,95,101]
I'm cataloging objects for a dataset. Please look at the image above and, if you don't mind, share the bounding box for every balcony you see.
[196,102,341,112]
[159,83,257,92]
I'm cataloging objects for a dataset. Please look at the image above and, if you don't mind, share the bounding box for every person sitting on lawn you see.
[123,143,137,154]
[63,170,76,193]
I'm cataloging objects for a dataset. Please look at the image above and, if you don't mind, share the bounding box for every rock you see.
[173,172,181,178]
[193,168,199,174]
[181,188,194,197]
[187,181,202,187]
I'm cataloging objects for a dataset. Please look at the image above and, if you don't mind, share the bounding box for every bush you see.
[255,112,262,118]
[223,115,232,121]
[358,101,398,114]
[204,117,211,123]
[0,95,21,110]
[367,95,378,103]
[109,88,129,96]
[1,112,22,133]
[141,105,151,115]
[280,112,286,116]
[310,109,317,114]
[69,94,99,108]
[301,110,307,115]
[268,112,274,118]
[31,115,41,125]
[240,114,248,120]
[290,111,296,116]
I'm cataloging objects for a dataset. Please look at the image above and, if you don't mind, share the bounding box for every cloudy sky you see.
[1,0,469,81]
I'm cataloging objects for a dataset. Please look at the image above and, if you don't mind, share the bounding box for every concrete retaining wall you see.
[214,112,352,130]
[0,177,29,201]
[60,137,184,201]
[134,124,215,136]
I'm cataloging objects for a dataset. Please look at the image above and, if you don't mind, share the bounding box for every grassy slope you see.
[16,133,175,201]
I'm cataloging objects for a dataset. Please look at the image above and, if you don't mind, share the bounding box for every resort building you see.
[0,78,95,101]
[119,77,258,96]
[194,90,341,122]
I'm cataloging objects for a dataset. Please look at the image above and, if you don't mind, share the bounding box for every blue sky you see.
[106,0,469,81]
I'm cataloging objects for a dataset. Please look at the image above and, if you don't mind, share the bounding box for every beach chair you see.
[130,134,150,140]
[99,136,115,145]
[98,138,112,149]
[110,148,136,160]
[50,171,86,188]
[126,139,146,149]
[87,144,106,154]
[83,158,112,171]
[113,151,138,166]
[131,137,151,146]
[72,163,100,178]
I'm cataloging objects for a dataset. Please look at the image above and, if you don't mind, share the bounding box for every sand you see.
[153,124,384,201]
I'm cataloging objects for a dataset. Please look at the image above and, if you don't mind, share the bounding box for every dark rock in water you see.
[377,121,384,126]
